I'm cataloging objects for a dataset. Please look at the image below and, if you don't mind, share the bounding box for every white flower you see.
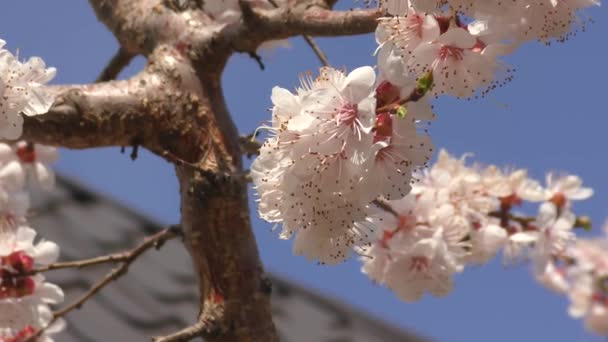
[376,9,440,68]
[407,28,503,98]
[0,41,56,139]
[0,226,63,305]
[532,203,576,274]
[5,142,58,191]
[481,167,545,202]
[0,226,59,265]
[544,173,593,208]
[468,223,507,264]
[384,228,461,302]
[0,299,65,342]
[253,67,380,263]
[536,261,570,294]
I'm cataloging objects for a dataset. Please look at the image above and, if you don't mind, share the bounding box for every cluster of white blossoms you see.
[537,223,608,335]
[359,149,593,302]
[251,65,434,264]
[376,0,599,98]
[241,0,605,335]
[0,142,64,342]
[0,40,56,139]
[0,40,64,342]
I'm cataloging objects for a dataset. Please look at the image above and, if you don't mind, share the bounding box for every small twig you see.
[30,253,134,274]
[130,144,140,160]
[152,318,218,342]
[302,35,330,67]
[27,226,182,341]
[248,51,265,70]
[238,0,257,20]
[95,47,135,83]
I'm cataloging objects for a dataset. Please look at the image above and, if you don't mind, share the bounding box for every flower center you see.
[16,144,35,164]
[438,46,465,61]
[336,103,358,127]
[409,256,429,272]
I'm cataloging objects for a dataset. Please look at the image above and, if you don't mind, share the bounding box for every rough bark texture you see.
[21,0,381,340]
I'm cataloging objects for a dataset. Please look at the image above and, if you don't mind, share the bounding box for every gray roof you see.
[29,177,429,342]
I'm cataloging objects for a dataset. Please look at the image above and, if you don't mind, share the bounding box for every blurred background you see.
[1,2,607,341]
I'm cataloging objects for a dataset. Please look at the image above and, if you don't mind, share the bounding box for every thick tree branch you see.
[20,72,159,149]
[169,64,277,341]
[87,0,156,54]
[227,6,380,52]
[21,48,211,160]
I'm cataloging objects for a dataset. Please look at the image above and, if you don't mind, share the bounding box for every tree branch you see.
[251,7,380,39]
[152,318,218,342]
[28,226,182,342]
[30,226,180,274]
[169,65,278,341]
[20,72,159,149]
[96,47,135,82]
[302,35,330,66]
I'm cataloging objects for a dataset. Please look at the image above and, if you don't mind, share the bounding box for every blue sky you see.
[1,2,608,341]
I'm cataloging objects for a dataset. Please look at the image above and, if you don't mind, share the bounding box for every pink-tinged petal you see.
[480,224,508,249]
[407,95,435,120]
[341,66,376,103]
[23,87,56,116]
[567,187,593,200]
[509,232,538,244]
[16,226,37,245]
[36,145,59,164]
[357,97,377,133]
[0,113,24,140]
[536,202,558,227]
[421,15,441,42]
[45,317,67,334]
[271,86,296,108]
[438,28,476,48]
[468,20,489,36]
[34,163,56,191]
[33,240,60,264]
[408,43,439,75]
[482,43,516,58]
[37,282,64,304]
[0,143,15,160]
[0,160,25,191]
[285,113,314,131]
